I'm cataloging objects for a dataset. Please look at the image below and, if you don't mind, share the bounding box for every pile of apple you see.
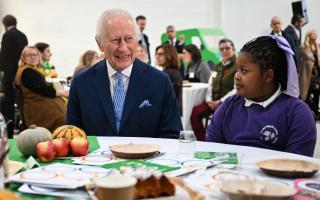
[36,137,89,162]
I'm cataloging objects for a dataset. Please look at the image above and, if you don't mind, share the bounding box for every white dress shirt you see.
[244,86,281,108]
[106,60,133,99]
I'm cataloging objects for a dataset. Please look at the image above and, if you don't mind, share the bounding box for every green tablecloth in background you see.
[7,136,100,200]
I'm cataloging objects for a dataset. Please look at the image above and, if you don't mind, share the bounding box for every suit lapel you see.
[93,60,117,133]
[119,60,146,132]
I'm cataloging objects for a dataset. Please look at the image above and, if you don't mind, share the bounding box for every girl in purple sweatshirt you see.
[206,35,316,157]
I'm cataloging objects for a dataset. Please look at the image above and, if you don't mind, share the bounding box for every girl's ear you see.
[263,69,274,84]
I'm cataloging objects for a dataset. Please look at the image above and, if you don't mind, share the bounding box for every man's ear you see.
[263,69,274,84]
[95,36,104,51]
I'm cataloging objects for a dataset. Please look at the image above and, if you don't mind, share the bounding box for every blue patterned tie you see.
[113,72,125,131]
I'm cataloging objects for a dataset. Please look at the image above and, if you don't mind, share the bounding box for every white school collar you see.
[244,86,281,108]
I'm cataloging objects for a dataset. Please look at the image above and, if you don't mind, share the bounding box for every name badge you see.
[189,72,195,78]
[45,77,53,83]
[211,71,217,78]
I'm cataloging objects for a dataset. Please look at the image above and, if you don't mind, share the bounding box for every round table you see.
[98,137,320,199]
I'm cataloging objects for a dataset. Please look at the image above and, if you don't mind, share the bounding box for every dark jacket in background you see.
[284,25,301,72]
[0,27,28,138]
[163,68,183,115]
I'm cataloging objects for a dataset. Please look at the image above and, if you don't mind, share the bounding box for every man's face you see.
[42,47,52,62]
[295,18,305,30]
[98,16,138,71]
[136,19,146,32]
[271,18,282,34]
[167,28,176,40]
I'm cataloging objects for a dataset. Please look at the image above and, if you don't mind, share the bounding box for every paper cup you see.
[94,175,137,200]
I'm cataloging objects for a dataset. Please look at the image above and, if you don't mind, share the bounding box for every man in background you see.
[164,25,185,77]
[284,14,305,72]
[136,15,151,64]
[0,15,28,138]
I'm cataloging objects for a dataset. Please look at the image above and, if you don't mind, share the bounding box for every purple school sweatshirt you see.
[206,94,317,157]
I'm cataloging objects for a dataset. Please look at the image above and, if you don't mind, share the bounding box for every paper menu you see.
[10,163,114,189]
[72,148,123,166]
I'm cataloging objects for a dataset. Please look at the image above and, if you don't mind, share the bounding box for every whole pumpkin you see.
[52,125,86,142]
[16,125,52,157]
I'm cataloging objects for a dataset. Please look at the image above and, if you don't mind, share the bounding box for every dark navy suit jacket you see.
[67,59,182,138]
[284,25,301,71]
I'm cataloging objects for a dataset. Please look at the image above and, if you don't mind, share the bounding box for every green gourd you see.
[16,125,52,157]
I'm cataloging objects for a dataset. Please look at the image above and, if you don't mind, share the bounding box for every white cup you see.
[94,175,137,200]
[178,130,197,157]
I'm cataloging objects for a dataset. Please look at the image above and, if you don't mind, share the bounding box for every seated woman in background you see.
[183,44,211,83]
[155,44,182,114]
[35,42,57,77]
[73,50,100,77]
[206,36,316,157]
[136,44,149,63]
[191,38,237,141]
[15,46,68,132]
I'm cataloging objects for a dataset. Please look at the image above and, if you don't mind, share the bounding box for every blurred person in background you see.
[190,39,237,140]
[136,15,151,64]
[73,50,100,78]
[15,46,67,132]
[136,44,149,63]
[183,44,211,83]
[284,14,305,72]
[0,14,28,138]
[155,44,182,114]
[35,42,57,78]
[163,25,185,78]
[299,29,320,119]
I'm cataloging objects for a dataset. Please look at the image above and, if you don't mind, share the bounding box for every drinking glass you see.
[178,131,197,157]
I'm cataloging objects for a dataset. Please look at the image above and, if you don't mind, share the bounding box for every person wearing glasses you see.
[155,44,182,115]
[14,46,68,132]
[190,39,236,141]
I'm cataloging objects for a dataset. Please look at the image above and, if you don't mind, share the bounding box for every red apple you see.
[52,138,69,157]
[70,137,89,156]
[36,141,56,162]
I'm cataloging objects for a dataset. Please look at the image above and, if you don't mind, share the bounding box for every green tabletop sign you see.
[194,151,238,164]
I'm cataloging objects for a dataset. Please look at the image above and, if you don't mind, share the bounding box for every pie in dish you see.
[256,158,320,178]
[109,143,161,159]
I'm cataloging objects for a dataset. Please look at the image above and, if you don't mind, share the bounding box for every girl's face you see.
[235,53,269,101]
[155,48,166,66]
[182,49,192,63]
[42,47,52,62]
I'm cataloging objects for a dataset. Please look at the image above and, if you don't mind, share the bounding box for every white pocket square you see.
[139,100,152,109]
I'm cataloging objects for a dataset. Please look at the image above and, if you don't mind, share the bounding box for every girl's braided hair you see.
[240,36,288,90]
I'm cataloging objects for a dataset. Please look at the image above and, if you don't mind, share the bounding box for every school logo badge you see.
[260,125,278,144]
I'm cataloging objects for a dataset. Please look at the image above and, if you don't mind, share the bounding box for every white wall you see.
[221,0,320,50]
[1,0,320,76]
[0,0,220,77]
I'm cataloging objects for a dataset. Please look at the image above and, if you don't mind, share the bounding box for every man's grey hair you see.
[96,9,139,43]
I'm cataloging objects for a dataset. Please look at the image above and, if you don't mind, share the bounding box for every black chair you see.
[13,83,27,132]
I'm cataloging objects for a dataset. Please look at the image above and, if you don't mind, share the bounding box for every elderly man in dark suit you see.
[67,9,182,138]
[284,14,305,72]
[0,15,28,138]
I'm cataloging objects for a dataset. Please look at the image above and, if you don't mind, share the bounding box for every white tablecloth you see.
[182,83,209,131]
[97,137,320,199]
